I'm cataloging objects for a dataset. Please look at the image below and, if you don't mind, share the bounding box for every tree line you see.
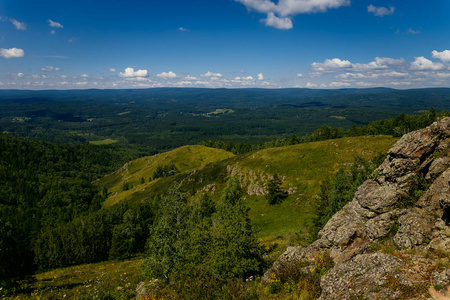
[200,108,445,154]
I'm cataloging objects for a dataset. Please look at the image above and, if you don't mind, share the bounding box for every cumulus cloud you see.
[119,67,149,78]
[329,81,351,88]
[17,73,24,78]
[48,19,63,28]
[109,68,116,72]
[184,75,198,80]
[236,0,349,29]
[311,58,352,72]
[178,27,189,32]
[10,19,26,31]
[262,12,292,29]
[305,51,450,89]
[234,76,254,81]
[201,71,223,77]
[367,5,395,17]
[306,82,318,88]
[410,57,445,70]
[81,74,89,78]
[0,47,25,58]
[297,73,304,77]
[0,17,26,30]
[41,66,60,72]
[157,71,178,79]
[258,73,264,80]
[432,50,450,62]
[312,57,407,73]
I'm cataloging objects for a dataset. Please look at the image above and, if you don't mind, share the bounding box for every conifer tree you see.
[266,174,288,205]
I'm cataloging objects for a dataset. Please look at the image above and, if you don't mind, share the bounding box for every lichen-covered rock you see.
[417,168,450,216]
[356,180,404,214]
[319,253,402,300]
[393,208,434,248]
[364,210,400,240]
[266,118,450,299]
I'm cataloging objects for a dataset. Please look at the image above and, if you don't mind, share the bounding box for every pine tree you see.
[266,174,288,205]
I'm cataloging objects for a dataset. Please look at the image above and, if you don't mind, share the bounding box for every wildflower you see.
[117,286,123,291]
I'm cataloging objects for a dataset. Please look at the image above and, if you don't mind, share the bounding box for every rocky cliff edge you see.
[267,117,450,299]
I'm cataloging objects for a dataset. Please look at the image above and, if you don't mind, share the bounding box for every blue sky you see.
[1,0,450,89]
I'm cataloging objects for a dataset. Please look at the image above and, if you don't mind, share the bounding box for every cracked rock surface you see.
[267,118,450,299]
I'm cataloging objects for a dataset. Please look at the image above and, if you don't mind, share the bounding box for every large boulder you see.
[267,117,450,299]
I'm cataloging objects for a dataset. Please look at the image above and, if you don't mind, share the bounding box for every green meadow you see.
[96,135,398,247]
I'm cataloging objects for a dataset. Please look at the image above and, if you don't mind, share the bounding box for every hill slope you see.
[95,145,235,198]
[97,135,398,246]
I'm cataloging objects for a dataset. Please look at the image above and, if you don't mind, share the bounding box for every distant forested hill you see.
[1,88,449,149]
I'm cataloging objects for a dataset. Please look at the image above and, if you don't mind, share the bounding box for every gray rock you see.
[319,253,402,300]
[393,208,434,249]
[267,118,450,299]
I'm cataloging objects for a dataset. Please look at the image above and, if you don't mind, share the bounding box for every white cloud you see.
[10,19,26,31]
[184,75,198,80]
[119,67,149,78]
[48,19,63,28]
[41,66,60,72]
[81,74,89,78]
[312,57,407,74]
[236,0,349,29]
[296,73,303,77]
[367,5,395,17]
[0,47,25,58]
[306,82,318,88]
[356,82,374,87]
[311,58,352,72]
[237,0,349,16]
[178,27,189,32]
[432,50,450,62]
[262,12,293,30]
[17,73,24,78]
[407,28,420,34]
[157,71,178,79]
[201,71,223,77]
[0,17,26,30]
[329,81,351,88]
[234,76,254,81]
[175,81,193,86]
[109,68,116,72]
[258,73,264,80]
[411,57,445,70]
[51,30,56,35]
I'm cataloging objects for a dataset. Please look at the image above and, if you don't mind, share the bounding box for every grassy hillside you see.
[96,145,235,200]
[97,135,398,246]
[8,258,144,299]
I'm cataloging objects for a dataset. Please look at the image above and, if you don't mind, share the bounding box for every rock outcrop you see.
[268,117,450,299]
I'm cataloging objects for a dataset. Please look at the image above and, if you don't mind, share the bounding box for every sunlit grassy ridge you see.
[96,145,235,197]
[98,136,398,246]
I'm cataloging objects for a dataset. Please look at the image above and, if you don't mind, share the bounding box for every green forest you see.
[1,88,450,299]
